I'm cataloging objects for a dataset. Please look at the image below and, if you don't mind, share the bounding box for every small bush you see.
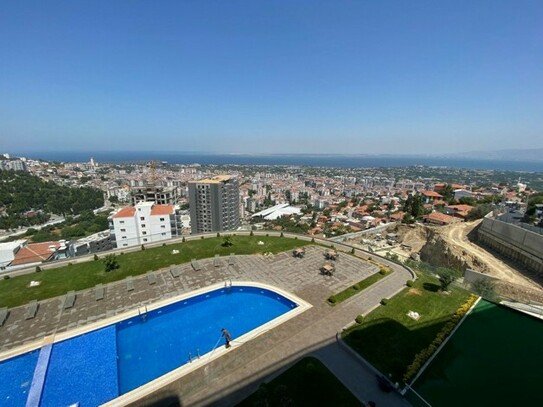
[103,254,119,272]
[380,298,389,306]
[35,266,42,272]
[250,230,254,236]
[120,252,124,255]
[3,275,10,279]
[217,232,221,237]
[141,244,145,251]
[93,254,99,261]
[351,247,355,254]
[294,236,298,240]
[201,236,204,239]
[406,280,414,287]
[162,243,166,247]
[266,233,269,237]
[280,232,284,237]
[355,314,364,324]
[311,237,315,243]
[328,296,337,304]
[182,236,186,242]
[379,267,388,275]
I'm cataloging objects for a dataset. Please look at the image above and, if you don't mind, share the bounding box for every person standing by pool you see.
[221,328,232,348]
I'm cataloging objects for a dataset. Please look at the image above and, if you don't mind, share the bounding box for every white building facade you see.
[109,202,182,248]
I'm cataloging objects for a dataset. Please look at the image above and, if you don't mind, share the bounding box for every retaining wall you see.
[477,218,543,275]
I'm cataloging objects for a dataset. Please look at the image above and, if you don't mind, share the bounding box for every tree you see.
[222,236,233,247]
[466,204,494,221]
[436,267,460,291]
[103,254,119,272]
[108,195,119,204]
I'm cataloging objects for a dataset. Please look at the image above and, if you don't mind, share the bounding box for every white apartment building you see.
[109,202,182,249]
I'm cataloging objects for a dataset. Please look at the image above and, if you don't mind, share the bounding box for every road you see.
[443,219,541,290]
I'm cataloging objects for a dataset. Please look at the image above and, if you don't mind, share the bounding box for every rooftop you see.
[190,175,234,184]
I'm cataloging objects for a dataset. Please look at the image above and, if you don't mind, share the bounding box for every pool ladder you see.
[138,305,149,322]
[224,279,233,287]
[188,348,201,363]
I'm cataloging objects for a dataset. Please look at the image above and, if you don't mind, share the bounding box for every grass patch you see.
[0,236,309,308]
[236,357,363,407]
[328,270,390,305]
[342,274,470,383]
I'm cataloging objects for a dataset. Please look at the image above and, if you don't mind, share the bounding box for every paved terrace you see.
[0,243,414,407]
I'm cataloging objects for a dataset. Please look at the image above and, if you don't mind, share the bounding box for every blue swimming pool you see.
[0,285,299,406]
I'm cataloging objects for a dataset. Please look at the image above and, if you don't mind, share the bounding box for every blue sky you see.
[1,1,542,155]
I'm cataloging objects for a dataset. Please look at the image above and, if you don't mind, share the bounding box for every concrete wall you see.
[328,222,397,243]
[477,217,543,275]
[463,268,500,285]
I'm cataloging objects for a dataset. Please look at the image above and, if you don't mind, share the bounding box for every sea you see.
[14,151,543,172]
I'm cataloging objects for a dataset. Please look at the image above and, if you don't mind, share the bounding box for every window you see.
[143,238,148,242]
[160,217,165,221]
[120,220,125,224]
[120,228,126,232]
[141,224,146,228]
[140,217,145,221]
[123,243,128,247]
[142,231,147,235]
[161,225,165,229]
[161,232,166,236]
[122,236,127,239]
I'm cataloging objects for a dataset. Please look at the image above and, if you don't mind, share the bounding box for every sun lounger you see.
[191,259,201,271]
[170,267,181,278]
[95,284,105,301]
[147,272,157,285]
[0,307,8,326]
[228,253,235,266]
[25,300,39,320]
[63,291,76,309]
[214,254,221,267]
[126,276,134,292]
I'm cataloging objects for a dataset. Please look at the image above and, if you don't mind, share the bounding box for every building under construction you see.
[130,186,179,206]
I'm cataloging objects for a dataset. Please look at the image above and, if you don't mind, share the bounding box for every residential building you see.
[109,202,182,248]
[188,175,240,234]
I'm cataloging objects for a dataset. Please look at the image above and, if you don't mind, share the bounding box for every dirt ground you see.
[441,220,541,290]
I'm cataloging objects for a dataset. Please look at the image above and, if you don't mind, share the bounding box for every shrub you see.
[266,233,269,237]
[217,232,221,237]
[294,236,298,240]
[353,284,360,290]
[406,280,414,287]
[120,252,124,255]
[402,294,478,383]
[35,266,42,272]
[162,243,166,247]
[351,247,355,254]
[3,275,10,279]
[380,298,389,306]
[222,236,233,247]
[311,237,315,243]
[182,236,186,242]
[141,244,145,251]
[280,232,284,237]
[103,254,119,272]
[379,267,388,275]
[328,296,337,304]
[93,254,99,261]
[201,236,204,239]
[355,314,364,324]
[250,230,254,236]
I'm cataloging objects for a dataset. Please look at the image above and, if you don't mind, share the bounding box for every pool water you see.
[0,285,298,406]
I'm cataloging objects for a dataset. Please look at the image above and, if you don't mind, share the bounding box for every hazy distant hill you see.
[444,148,543,162]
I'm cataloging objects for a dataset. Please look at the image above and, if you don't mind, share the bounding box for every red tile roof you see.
[422,191,443,198]
[150,205,174,216]
[424,212,460,225]
[11,241,60,266]
[447,204,474,212]
[112,207,136,219]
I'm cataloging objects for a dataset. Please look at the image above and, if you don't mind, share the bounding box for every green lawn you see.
[329,270,389,305]
[236,357,363,407]
[342,274,470,383]
[408,300,543,407]
[0,236,309,308]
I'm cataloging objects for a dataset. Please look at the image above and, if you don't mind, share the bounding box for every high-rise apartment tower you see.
[188,175,240,234]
